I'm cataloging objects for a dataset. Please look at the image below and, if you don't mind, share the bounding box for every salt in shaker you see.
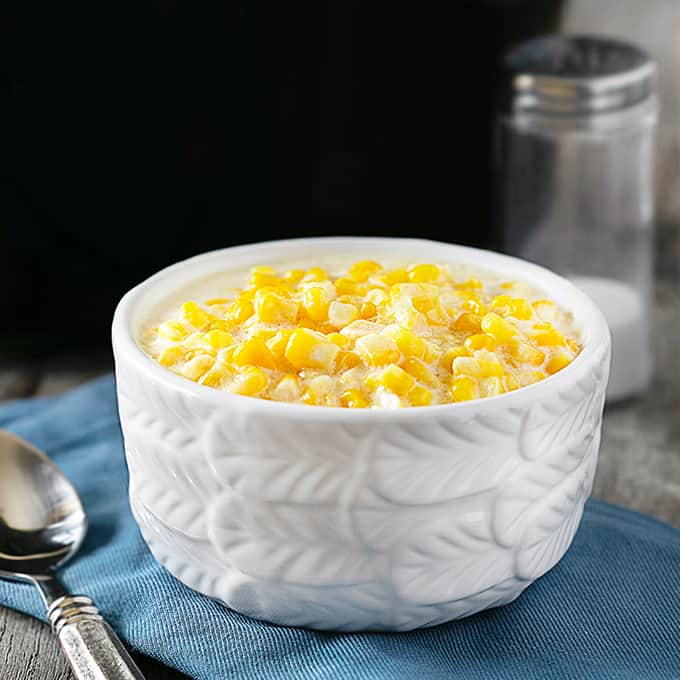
[496,35,658,401]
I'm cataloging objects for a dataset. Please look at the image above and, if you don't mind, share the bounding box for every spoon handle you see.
[47,594,145,680]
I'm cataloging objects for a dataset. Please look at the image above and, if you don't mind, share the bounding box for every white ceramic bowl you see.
[112,237,610,631]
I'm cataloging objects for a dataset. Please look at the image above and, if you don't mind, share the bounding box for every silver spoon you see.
[0,429,145,679]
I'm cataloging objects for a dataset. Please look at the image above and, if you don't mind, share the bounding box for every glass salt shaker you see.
[495,35,658,402]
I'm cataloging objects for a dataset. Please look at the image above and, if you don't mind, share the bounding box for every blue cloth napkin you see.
[0,376,678,680]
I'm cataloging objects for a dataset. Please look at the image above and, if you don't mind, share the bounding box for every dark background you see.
[0,1,561,353]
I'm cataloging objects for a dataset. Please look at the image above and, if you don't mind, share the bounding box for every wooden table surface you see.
[1,252,679,678]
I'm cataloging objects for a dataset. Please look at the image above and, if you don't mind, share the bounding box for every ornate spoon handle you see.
[47,595,145,680]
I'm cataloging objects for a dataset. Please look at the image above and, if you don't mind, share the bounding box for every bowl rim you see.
[112,236,610,421]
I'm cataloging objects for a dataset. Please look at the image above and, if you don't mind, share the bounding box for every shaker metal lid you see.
[501,34,657,115]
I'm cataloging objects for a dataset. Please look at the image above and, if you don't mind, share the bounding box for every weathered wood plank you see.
[0,364,40,402]
[34,351,113,397]
[0,607,189,679]
[0,607,73,680]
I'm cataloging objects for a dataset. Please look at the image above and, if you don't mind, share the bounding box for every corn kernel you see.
[183,347,214,363]
[200,361,233,387]
[367,363,415,395]
[266,329,294,363]
[479,376,503,398]
[271,374,301,401]
[464,333,496,352]
[392,300,428,334]
[181,354,215,380]
[158,321,189,341]
[365,288,389,307]
[531,326,566,346]
[280,268,302,284]
[336,350,362,372]
[421,340,441,363]
[385,326,425,359]
[450,376,479,402]
[232,366,268,395]
[457,277,482,290]
[360,301,377,319]
[224,297,254,325]
[452,350,504,378]
[348,260,382,282]
[408,384,433,406]
[327,332,350,348]
[339,366,364,386]
[328,301,359,329]
[317,324,338,338]
[333,277,359,295]
[567,338,581,354]
[377,268,408,286]
[511,299,533,320]
[440,346,469,372]
[391,283,439,306]
[339,320,384,338]
[209,319,231,332]
[490,295,532,320]
[425,305,449,326]
[157,345,184,366]
[232,336,277,369]
[307,376,335,403]
[181,301,214,329]
[461,296,487,316]
[300,286,328,322]
[506,337,545,366]
[203,329,235,350]
[300,390,317,405]
[518,370,546,386]
[546,350,573,374]
[217,346,235,364]
[355,333,400,367]
[297,317,318,329]
[255,288,298,323]
[408,263,440,283]
[303,267,328,282]
[285,328,340,370]
[453,313,483,333]
[503,374,520,391]
[249,265,280,289]
[401,357,437,386]
[481,313,518,342]
[340,389,370,408]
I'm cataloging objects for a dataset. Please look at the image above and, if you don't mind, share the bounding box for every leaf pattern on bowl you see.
[116,338,609,630]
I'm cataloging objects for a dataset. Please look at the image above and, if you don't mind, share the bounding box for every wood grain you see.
[0,608,73,680]
[0,607,189,680]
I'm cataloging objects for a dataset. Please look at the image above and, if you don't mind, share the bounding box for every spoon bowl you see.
[0,429,144,679]
[0,430,86,579]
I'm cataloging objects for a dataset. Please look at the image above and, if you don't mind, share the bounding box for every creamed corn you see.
[142,260,582,408]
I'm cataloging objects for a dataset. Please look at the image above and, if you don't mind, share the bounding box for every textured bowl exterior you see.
[113,238,610,631]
